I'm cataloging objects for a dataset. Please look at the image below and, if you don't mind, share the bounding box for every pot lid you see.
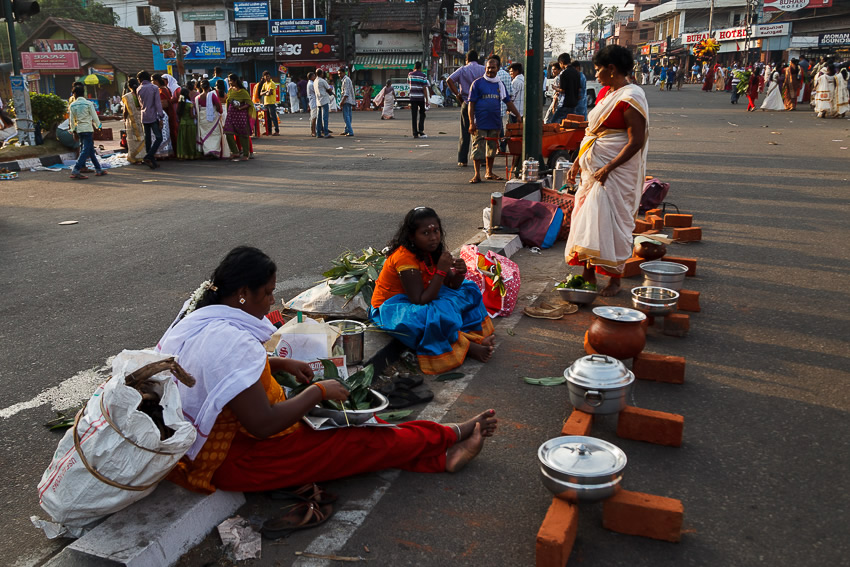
[538,436,627,478]
[564,354,634,388]
[592,306,646,322]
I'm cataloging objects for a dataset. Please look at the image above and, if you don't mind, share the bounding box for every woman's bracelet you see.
[435,269,448,278]
[313,382,327,400]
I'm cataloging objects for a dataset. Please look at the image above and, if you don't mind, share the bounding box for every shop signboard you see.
[751,23,791,38]
[234,2,270,21]
[231,37,275,55]
[183,41,226,60]
[640,44,651,55]
[445,19,457,38]
[182,10,226,21]
[714,27,748,41]
[274,35,339,61]
[32,39,78,52]
[21,51,80,70]
[460,24,470,51]
[269,18,325,35]
[682,31,711,44]
[818,32,850,47]
[764,0,831,12]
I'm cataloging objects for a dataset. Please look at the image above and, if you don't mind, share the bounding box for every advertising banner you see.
[274,35,339,61]
[234,2,270,21]
[750,23,791,38]
[184,41,226,60]
[682,31,711,44]
[231,37,275,55]
[764,0,831,12]
[269,18,325,35]
[445,19,457,38]
[182,10,225,21]
[21,51,80,70]
[714,27,748,41]
[32,39,78,52]
[818,32,850,47]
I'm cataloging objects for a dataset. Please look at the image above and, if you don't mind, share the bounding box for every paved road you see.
[2,88,849,566]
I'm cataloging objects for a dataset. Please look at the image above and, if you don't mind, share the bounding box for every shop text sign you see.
[274,35,338,61]
[182,10,225,21]
[32,39,78,52]
[682,31,711,44]
[21,51,80,70]
[269,18,325,35]
[715,27,747,41]
[751,23,791,37]
[231,37,274,55]
[764,0,831,11]
[184,41,226,60]
[819,32,850,46]
[234,2,270,21]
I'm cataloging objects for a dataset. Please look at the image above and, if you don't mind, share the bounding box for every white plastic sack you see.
[271,316,340,361]
[36,350,196,537]
[284,276,370,319]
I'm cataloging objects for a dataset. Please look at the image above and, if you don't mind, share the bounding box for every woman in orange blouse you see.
[371,207,495,374]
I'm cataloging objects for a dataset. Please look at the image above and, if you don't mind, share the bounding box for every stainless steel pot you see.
[631,286,679,316]
[538,435,627,502]
[564,354,634,415]
[640,261,688,291]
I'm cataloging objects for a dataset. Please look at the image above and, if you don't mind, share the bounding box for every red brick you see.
[673,227,702,242]
[583,331,600,355]
[663,256,696,276]
[644,208,662,221]
[622,257,644,278]
[536,498,579,567]
[603,489,684,542]
[617,406,684,447]
[561,409,593,436]
[663,213,693,228]
[677,289,701,312]
[633,219,652,234]
[648,215,664,230]
[663,313,690,337]
[632,352,686,384]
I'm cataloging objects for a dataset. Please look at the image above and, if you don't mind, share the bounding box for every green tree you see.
[16,0,118,43]
[494,15,525,63]
[29,92,67,140]
[581,3,609,50]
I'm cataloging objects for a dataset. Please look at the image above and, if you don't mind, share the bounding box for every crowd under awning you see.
[352,53,419,71]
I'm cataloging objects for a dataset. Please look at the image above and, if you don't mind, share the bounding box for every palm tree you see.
[582,3,609,51]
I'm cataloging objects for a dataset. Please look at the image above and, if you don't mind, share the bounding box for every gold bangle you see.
[314,382,327,400]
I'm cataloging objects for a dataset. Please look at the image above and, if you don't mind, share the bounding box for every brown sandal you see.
[268,482,338,506]
[261,501,334,539]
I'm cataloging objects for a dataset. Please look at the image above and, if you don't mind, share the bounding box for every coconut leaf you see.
[523,376,567,386]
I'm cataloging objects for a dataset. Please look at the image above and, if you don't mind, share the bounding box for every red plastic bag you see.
[460,244,521,317]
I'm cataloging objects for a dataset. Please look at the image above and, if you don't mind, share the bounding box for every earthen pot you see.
[634,240,667,261]
[587,306,647,360]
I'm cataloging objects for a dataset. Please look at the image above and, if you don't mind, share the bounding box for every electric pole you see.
[523,0,544,163]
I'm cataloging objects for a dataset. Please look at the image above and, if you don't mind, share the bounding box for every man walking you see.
[447,49,485,167]
[408,61,431,138]
[260,71,280,135]
[313,69,333,138]
[297,76,309,113]
[307,72,317,136]
[468,57,522,184]
[68,84,105,179]
[287,78,299,114]
[208,67,228,92]
[339,67,355,136]
[547,53,581,124]
[136,70,164,169]
[508,63,524,123]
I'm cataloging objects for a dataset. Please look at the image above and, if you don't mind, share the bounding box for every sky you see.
[543,0,630,52]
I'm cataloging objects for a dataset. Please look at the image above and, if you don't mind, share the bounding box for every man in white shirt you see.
[508,63,524,121]
[339,67,355,136]
[287,79,300,113]
[306,71,317,137]
[313,69,334,138]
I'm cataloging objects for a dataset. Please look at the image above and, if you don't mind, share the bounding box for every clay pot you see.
[634,240,667,261]
[587,307,647,360]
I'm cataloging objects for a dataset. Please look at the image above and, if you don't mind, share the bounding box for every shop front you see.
[229,37,276,83]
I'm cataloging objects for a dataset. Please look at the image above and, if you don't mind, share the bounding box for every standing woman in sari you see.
[373,80,396,119]
[176,87,199,160]
[121,78,146,164]
[151,74,175,158]
[783,60,802,110]
[702,63,716,92]
[224,74,255,161]
[194,79,227,159]
[836,67,849,117]
[565,45,649,297]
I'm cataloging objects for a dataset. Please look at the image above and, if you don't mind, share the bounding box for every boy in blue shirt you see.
[468,57,522,183]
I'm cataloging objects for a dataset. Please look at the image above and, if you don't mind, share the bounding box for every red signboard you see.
[21,51,80,70]
[445,19,457,37]
[764,0,831,11]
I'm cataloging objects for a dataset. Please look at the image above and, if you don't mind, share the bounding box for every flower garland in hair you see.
[184,280,217,316]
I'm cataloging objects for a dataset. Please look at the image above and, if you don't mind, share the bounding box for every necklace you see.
[422,253,436,275]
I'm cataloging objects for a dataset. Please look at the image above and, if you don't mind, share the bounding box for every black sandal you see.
[386,387,434,409]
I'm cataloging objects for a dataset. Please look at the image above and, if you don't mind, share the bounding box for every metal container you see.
[522,158,539,181]
[552,161,571,190]
[640,261,688,291]
[490,192,503,229]
[329,319,367,365]
[538,435,627,502]
[631,286,679,316]
[309,389,389,426]
[564,354,635,414]
[555,286,598,305]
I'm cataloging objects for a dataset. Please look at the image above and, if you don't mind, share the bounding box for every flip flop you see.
[393,374,424,389]
[523,302,578,319]
[386,387,434,409]
[485,174,505,181]
[261,501,334,540]
[469,178,482,184]
[268,483,338,506]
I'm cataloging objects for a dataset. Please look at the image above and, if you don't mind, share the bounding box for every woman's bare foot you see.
[468,335,496,362]
[599,277,621,297]
[450,409,498,441]
[446,423,485,473]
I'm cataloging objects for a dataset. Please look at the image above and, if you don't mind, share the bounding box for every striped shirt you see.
[407,70,429,101]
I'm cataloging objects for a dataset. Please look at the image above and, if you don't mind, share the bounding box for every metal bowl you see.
[309,389,389,426]
[538,436,627,502]
[539,467,624,503]
[639,261,688,291]
[556,287,599,305]
[631,286,680,316]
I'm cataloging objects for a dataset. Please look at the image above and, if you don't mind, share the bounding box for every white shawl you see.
[163,74,180,96]
[483,73,508,101]
[156,304,276,459]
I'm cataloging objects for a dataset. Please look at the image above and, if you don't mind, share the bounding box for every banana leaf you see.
[435,372,465,382]
[377,409,414,421]
[523,376,567,386]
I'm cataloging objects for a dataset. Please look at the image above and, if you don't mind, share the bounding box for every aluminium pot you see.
[538,435,627,502]
[564,354,634,415]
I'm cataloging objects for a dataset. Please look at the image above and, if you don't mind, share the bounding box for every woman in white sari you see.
[813,65,837,118]
[194,79,229,159]
[373,80,396,119]
[836,68,849,117]
[565,45,649,297]
[761,68,785,111]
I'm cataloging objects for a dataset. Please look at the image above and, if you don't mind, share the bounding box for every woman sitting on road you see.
[565,45,649,297]
[370,207,495,375]
[157,246,497,534]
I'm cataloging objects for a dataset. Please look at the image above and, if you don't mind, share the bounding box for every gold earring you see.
[239,298,246,304]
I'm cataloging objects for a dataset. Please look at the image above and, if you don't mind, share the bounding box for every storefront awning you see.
[352,53,418,71]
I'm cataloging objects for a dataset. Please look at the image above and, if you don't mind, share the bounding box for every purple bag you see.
[640,178,670,213]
